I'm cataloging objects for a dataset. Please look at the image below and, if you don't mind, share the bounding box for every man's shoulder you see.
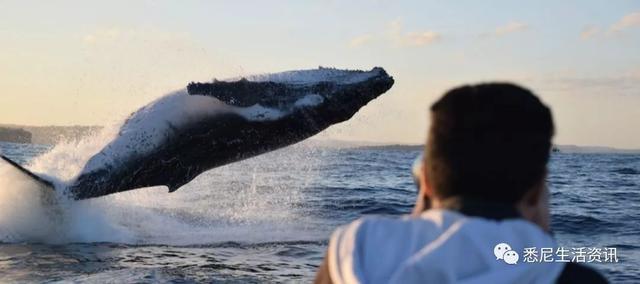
[332,214,437,239]
[557,262,608,284]
[327,215,442,283]
[330,216,406,245]
[329,215,425,254]
[329,213,451,258]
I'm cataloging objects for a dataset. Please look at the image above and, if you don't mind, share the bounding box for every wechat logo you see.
[494,243,519,265]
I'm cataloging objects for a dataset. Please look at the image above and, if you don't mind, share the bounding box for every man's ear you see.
[412,166,434,215]
[517,177,550,232]
[522,172,549,207]
[521,181,542,207]
[420,169,435,200]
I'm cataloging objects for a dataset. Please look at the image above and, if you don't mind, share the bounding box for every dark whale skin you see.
[67,67,394,200]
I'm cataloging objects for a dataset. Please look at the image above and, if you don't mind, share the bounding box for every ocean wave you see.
[611,168,640,175]
[551,214,624,234]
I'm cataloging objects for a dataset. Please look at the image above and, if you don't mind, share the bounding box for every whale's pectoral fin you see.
[0,155,55,191]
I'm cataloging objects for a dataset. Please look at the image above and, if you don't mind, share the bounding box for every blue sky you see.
[1,1,639,148]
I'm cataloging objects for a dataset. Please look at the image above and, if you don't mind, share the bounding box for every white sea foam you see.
[0,131,139,243]
[0,165,61,242]
[0,138,326,244]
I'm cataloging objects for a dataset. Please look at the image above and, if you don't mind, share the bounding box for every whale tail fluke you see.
[0,155,55,191]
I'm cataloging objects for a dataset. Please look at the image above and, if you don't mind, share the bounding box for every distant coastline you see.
[313,141,640,154]
[0,127,32,143]
[0,124,100,145]
[349,143,640,154]
[0,125,638,154]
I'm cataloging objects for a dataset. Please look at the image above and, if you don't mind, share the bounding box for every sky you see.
[0,0,639,148]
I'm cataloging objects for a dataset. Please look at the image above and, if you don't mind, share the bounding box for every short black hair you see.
[425,83,554,203]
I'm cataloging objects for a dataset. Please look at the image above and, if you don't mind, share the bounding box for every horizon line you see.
[2,123,639,151]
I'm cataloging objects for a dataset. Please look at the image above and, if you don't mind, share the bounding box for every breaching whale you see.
[0,67,394,200]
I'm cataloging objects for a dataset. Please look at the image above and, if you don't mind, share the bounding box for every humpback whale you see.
[1,67,394,200]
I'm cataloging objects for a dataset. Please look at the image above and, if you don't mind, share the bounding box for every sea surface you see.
[0,141,638,283]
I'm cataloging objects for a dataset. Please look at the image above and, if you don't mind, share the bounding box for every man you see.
[315,83,607,283]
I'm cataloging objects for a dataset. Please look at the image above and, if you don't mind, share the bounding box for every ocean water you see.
[0,141,638,283]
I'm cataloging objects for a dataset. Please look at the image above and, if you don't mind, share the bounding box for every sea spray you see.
[0,134,326,244]
[0,123,137,243]
[0,165,61,242]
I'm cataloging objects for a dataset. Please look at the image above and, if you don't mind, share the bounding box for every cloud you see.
[348,34,375,48]
[388,20,441,47]
[580,26,600,40]
[347,20,440,48]
[82,28,189,47]
[494,22,528,36]
[478,22,528,38]
[399,31,440,47]
[610,11,640,32]
[580,11,640,39]
[83,28,122,45]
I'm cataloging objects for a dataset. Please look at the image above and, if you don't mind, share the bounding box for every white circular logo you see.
[494,243,519,265]
[503,250,519,265]
[493,243,512,260]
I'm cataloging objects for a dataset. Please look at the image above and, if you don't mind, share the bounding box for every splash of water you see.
[0,117,325,245]
[0,68,370,244]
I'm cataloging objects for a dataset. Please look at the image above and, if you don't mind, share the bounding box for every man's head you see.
[414,83,555,229]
